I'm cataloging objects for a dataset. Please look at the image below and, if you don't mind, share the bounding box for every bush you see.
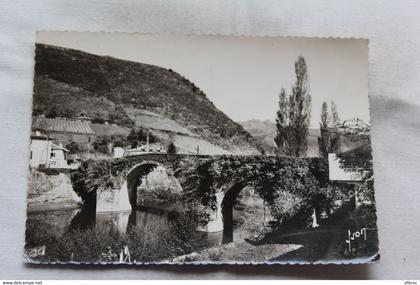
[65,141,79,154]
[335,204,379,259]
[36,208,206,263]
[167,142,177,154]
[270,189,303,224]
[47,224,124,262]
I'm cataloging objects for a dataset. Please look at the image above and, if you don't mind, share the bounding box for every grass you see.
[26,210,206,263]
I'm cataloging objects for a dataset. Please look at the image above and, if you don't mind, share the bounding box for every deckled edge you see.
[25,31,378,267]
[23,252,380,266]
[35,30,369,41]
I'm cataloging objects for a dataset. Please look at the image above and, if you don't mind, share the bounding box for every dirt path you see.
[168,240,302,263]
[270,204,355,262]
[269,229,341,262]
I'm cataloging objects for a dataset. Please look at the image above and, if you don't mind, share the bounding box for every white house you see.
[30,134,77,169]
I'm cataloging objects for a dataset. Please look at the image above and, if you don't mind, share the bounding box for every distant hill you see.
[239,119,320,156]
[238,120,277,155]
[32,44,261,154]
[240,118,371,157]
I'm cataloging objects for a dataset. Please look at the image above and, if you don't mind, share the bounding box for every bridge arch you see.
[204,182,268,244]
[221,183,247,243]
[124,161,164,208]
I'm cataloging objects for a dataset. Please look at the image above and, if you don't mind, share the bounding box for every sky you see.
[37,32,370,128]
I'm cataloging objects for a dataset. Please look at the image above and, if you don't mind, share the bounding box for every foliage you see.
[70,159,121,203]
[235,198,271,237]
[318,102,330,158]
[127,127,156,147]
[39,212,205,263]
[138,167,182,203]
[65,141,79,154]
[94,136,111,154]
[28,170,55,196]
[275,56,312,157]
[208,155,336,229]
[71,154,357,232]
[338,204,379,258]
[47,224,124,262]
[270,190,304,223]
[25,217,56,249]
[331,101,340,125]
[173,157,216,221]
[357,177,375,205]
[167,142,177,154]
[318,101,340,158]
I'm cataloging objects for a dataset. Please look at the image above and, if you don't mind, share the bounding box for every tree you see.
[167,142,177,154]
[65,141,79,154]
[318,102,330,158]
[274,56,312,157]
[318,101,340,158]
[331,100,340,126]
[127,127,155,148]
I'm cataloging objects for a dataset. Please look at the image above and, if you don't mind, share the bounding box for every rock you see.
[27,170,82,212]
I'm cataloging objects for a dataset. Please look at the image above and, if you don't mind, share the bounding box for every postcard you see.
[25,32,379,264]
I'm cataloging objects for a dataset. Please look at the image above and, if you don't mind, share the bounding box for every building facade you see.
[30,134,76,169]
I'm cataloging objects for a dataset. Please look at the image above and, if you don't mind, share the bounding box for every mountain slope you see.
[239,119,320,156]
[33,44,261,154]
[240,118,371,157]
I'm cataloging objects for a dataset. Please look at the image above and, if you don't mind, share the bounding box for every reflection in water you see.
[25,190,268,255]
[26,207,224,250]
[26,208,81,241]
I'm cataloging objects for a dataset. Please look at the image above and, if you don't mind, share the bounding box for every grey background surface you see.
[0,0,419,280]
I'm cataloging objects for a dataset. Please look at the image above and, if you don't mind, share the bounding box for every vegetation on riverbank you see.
[26,210,207,263]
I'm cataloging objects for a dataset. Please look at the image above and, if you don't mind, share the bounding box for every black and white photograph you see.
[24,32,379,264]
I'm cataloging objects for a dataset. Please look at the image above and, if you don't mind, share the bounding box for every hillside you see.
[240,118,371,157]
[32,44,261,154]
[239,119,320,156]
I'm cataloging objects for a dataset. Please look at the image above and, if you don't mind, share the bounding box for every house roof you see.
[32,117,94,135]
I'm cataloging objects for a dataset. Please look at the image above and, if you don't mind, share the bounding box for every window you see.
[50,152,55,158]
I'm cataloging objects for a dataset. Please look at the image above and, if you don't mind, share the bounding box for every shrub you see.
[65,141,79,154]
[270,189,303,224]
[167,142,177,154]
[338,204,379,259]
[47,224,124,262]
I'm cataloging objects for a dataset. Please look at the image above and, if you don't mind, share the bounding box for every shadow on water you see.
[68,206,176,236]
[26,205,225,250]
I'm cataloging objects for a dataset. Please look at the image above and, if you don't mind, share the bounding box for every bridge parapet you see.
[71,154,337,235]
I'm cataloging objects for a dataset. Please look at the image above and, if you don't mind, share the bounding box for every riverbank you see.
[27,169,82,213]
[27,201,81,213]
[168,240,302,263]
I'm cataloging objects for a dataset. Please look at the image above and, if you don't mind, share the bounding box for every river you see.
[25,190,269,261]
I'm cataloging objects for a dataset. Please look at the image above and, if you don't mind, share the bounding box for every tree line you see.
[274,56,340,158]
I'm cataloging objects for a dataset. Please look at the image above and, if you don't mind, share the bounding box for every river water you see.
[25,191,269,261]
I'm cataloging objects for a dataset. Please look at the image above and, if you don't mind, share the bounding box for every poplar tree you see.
[318,102,330,158]
[274,56,312,157]
[318,101,340,158]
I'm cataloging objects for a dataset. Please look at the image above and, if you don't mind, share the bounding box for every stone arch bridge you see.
[73,153,326,242]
